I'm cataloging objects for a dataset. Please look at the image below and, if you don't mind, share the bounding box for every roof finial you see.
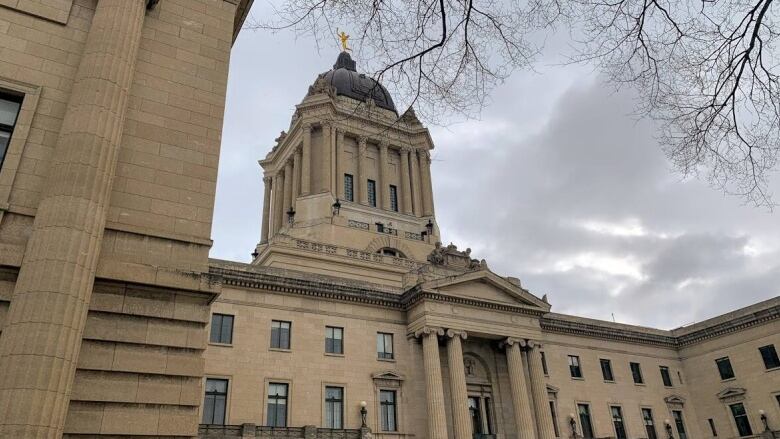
[337,29,351,52]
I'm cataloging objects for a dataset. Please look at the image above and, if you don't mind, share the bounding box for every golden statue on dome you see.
[337,29,351,52]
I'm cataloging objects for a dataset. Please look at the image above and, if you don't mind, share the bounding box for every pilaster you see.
[357,136,368,205]
[379,141,389,210]
[336,129,345,199]
[399,147,413,215]
[420,149,434,216]
[410,147,422,216]
[292,147,301,206]
[261,176,272,242]
[283,160,293,221]
[321,122,332,193]
[301,123,312,195]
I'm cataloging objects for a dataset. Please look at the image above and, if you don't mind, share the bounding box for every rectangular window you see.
[367,179,377,207]
[550,400,560,438]
[716,357,735,380]
[600,359,614,381]
[270,320,291,349]
[673,410,688,439]
[611,406,627,439]
[469,397,483,434]
[541,351,549,375]
[344,174,354,202]
[708,418,718,437]
[267,383,288,427]
[642,408,657,439]
[389,185,398,212]
[202,378,228,425]
[325,326,344,354]
[630,362,644,384]
[380,390,397,431]
[377,332,394,360]
[324,386,344,429]
[660,366,673,387]
[730,403,753,437]
[0,93,22,169]
[569,355,582,378]
[209,313,234,344]
[759,344,780,369]
[578,404,594,439]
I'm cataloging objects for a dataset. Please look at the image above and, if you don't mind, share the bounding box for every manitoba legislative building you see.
[0,2,777,439]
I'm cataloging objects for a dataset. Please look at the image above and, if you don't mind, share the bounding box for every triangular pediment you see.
[421,270,551,311]
[664,395,686,405]
[371,371,405,381]
[717,387,746,400]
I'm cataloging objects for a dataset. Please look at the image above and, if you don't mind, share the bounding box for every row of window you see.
[715,344,780,380]
[203,378,399,431]
[561,355,675,386]
[210,314,396,359]
[573,403,686,439]
[343,174,399,211]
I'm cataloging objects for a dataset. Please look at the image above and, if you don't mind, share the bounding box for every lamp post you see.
[332,198,341,216]
[760,410,768,431]
[665,420,674,439]
[360,401,368,428]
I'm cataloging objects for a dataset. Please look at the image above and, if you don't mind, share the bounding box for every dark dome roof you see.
[320,52,397,113]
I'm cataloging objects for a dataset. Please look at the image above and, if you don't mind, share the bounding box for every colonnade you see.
[414,327,557,439]
[260,122,435,242]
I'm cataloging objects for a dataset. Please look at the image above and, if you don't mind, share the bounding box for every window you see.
[324,386,344,429]
[209,313,234,344]
[600,359,614,381]
[541,351,549,375]
[550,400,560,438]
[469,397,483,434]
[367,179,377,207]
[777,394,780,408]
[569,355,582,378]
[271,320,291,349]
[0,93,22,169]
[673,410,688,439]
[578,404,594,439]
[759,344,780,369]
[325,326,343,354]
[344,174,354,202]
[380,390,397,431]
[716,357,735,380]
[389,185,398,212]
[202,378,228,425]
[630,362,644,384]
[377,247,406,258]
[708,418,718,437]
[267,383,289,427]
[642,408,657,439]
[611,406,627,439]
[730,403,753,437]
[377,332,394,360]
[660,366,673,387]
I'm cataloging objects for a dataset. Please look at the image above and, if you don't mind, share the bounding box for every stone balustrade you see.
[199,424,370,439]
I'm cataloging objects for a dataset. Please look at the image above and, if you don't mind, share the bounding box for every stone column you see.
[504,338,537,439]
[399,147,413,215]
[301,123,311,195]
[379,142,389,210]
[410,147,422,216]
[273,172,285,234]
[283,160,293,222]
[419,149,434,216]
[528,341,556,439]
[415,326,448,439]
[446,329,472,439]
[321,122,332,193]
[0,1,147,436]
[292,148,301,205]
[357,136,368,205]
[261,176,272,242]
[336,130,345,199]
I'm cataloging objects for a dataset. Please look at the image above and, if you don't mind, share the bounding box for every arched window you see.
[376,247,406,258]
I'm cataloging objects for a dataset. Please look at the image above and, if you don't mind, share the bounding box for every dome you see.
[319,52,397,113]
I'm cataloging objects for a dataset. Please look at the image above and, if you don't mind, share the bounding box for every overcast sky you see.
[211,4,780,330]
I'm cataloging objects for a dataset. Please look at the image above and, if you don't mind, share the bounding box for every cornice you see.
[674,303,780,346]
[540,316,678,348]
[400,287,548,317]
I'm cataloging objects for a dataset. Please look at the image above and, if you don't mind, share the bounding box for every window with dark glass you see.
[777,394,780,408]
[324,386,344,429]
[344,174,354,202]
[642,408,657,439]
[267,383,288,427]
[550,400,560,437]
[759,344,780,369]
[325,326,343,354]
[380,390,397,431]
[367,179,377,207]
[730,403,753,437]
[0,93,22,169]
[611,406,627,439]
[569,355,582,378]
[660,366,673,387]
[578,404,594,439]
[630,362,644,384]
[377,332,394,360]
[469,397,484,435]
[389,185,398,212]
[708,418,718,437]
[541,351,549,375]
[600,359,614,381]
[716,357,735,380]
[270,320,291,349]
[202,378,228,425]
[209,313,234,344]
[673,410,688,439]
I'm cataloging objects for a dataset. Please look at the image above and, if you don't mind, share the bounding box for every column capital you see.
[379,140,389,150]
[358,135,368,146]
[263,176,272,183]
[501,337,527,349]
[400,145,413,153]
[321,120,332,128]
[301,122,312,132]
[414,326,445,338]
[526,339,543,349]
[445,329,468,340]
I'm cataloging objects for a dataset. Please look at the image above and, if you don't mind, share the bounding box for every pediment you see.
[371,371,405,381]
[717,387,747,400]
[546,384,560,394]
[664,395,686,405]
[421,270,551,311]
